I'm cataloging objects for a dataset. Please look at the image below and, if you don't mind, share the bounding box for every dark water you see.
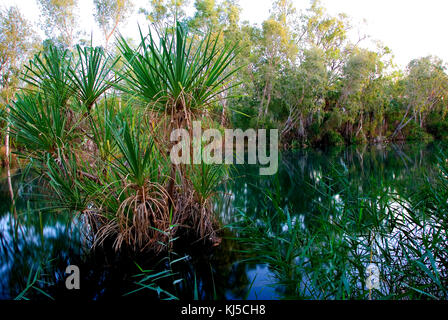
[0,143,445,300]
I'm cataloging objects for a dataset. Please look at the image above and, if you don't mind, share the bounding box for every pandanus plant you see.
[9,93,78,158]
[69,45,118,112]
[21,45,73,107]
[8,24,240,252]
[21,43,116,112]
[116,23,240,242]
[117,23,240,119]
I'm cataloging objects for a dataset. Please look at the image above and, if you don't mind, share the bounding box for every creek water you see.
[0,142,445,300]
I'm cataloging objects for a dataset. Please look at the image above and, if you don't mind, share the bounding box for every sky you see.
[2,0,448,68]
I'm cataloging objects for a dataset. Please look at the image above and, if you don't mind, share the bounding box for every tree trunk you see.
[391,105,413,139]
[221,100,227,126]
[259,80,269,118]
[4,93,17,220]
[264,81,272,116]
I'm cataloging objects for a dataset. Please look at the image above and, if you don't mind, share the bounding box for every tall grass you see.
[233,157,448,300]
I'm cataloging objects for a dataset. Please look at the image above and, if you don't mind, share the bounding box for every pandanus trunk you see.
[166,100,190,214]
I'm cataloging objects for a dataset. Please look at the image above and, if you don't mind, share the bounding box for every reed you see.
[233,156,448,300]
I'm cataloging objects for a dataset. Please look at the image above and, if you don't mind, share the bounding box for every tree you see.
[299,0,359,84]
[1,7,37,104]
[339,48,385,139]
[140,0,189,31]
[390,57,448,138]
[407,56,448,127]
[93,0,134,49]
[0,6,37,206]
[189,0,220,32]
[37,0,79,49]
[257,0,297,118]
[279,47,327,142]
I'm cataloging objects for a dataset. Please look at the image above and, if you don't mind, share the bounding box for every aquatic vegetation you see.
[2,140,447,300]
[124,253,190,300]
[6,23,237,253]
[232,151,448,300]
[14,261,55,301]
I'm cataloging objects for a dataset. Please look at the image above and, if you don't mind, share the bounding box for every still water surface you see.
[0,143,445,300]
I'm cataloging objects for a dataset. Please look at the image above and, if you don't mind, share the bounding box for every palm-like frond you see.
[44,151,89,211]
[117,23,241,113]
[9,93,76,154]
[69,45,118,110]
[189,161,228,203]
[21,45,74,107]
[108,115,169,187]
[89,96,119,161]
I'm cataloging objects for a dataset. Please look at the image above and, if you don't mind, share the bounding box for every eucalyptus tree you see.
[257,0,298,118]
[0,7,37,105]
[406,56,448,128]
[37,0,80,49]
[140,0,189,31]
[1,6,37,173]
[299,0,356,85]
[93,0,134,49]
[339,48,384,139]
[189,0,221,32]
[278,47,327,143]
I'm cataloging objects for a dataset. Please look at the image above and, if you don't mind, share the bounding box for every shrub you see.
[426,113,448,141]
[321,129,344,146]
[403,120,434,142]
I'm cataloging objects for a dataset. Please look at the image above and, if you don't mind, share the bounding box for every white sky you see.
[2,0,448,68]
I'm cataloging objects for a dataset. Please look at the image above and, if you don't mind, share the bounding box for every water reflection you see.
[0,171,82,299]
[1,143,447,300]
[222,143,448,299]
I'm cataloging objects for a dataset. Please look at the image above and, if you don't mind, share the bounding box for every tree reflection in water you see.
[1,142,447,300]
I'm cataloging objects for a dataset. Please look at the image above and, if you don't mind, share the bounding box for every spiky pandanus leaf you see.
[69,45,118,110]
[116,23,241,115]
[9,93,78,156]
[108,115,170,187]
[21,44,74,107]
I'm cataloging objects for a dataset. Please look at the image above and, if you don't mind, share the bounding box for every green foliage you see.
[14,261,54,301]
[189,161,228,204]
[0,6,37,103]
[403,120,434,142]
[4,0,448,152]
[22,44,74,106]
[117,23,240,113]
[37,0,79,48]
[89,96,120,160]
[9,93,76,154]
[44,152,89,211]
[140,0,189,31]
[69,45,117,110]
[93,0,133,46]
[109,116,168,187]
[234,155,448,299]
[6,21,234,254]
[321,129,344,146]
[426,113,448,141]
